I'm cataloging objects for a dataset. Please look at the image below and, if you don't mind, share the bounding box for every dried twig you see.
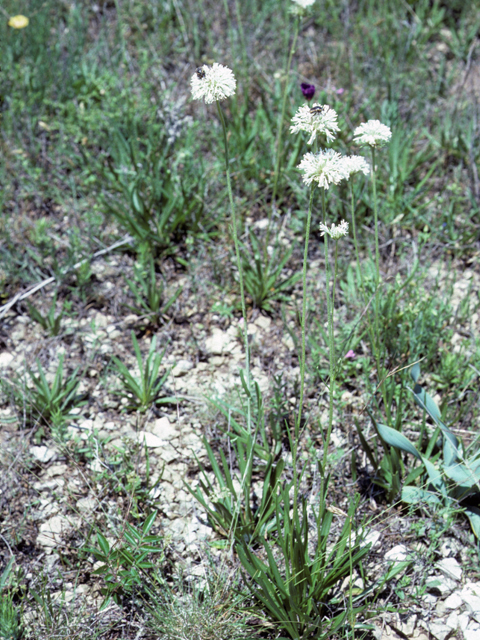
[0,234,133,321]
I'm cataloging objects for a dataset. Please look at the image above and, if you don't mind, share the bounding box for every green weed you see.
[125,257,182,326]
[240,230,301,312]
[84,511,164,609]
[26,292,64,337]
[112,332,176,412]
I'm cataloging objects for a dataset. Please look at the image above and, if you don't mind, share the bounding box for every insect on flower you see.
[291,103,339,144]
[191,63,236,104]
[310,105,326,116]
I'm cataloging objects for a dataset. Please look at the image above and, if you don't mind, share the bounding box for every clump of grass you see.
[0,592,23,640]
[147,567,252,640]
[111,331,177,412]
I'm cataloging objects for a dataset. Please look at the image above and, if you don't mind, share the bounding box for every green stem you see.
[217,101,256,556]
[350,181,366,302]
[350,178,378,380]
[348,514,354,638]
[292,185,315,512]
[217,102,251,403]
[321,200,337,474]
[371,147,379,341]
[370,146,391,422]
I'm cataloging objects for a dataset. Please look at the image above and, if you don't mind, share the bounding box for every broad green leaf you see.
[143,510,158,535]
[138,544,163,553]
[411,384,458,464]
[465,507,480,539]
[376,423,422,460]
[422,457,448,496]
[401,485,442,507]
[410,362,421,383]
[413,384,442,423]
[443,463,480,489]
[97,533,110,556]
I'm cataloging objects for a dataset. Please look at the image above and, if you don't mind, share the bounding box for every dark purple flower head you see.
[301,83,315,100]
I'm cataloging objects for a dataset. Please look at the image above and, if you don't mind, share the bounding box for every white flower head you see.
[8,14,29,28]
[290,0,315,14]
[293,0,315,6]
[353,120,392,147]
[343,155,370,177]
[190,63,236,104]
[297,149,349,189]
[290,103,340,144]
[319,220,349,239]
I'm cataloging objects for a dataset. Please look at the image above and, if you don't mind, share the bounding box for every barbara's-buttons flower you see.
[293,0,315,6]
[319,220,349,239]
[298,149,349,189]
[343,155,370,177]
[190,63,236,104]
[353,120,392,148]
[291,103,340,144]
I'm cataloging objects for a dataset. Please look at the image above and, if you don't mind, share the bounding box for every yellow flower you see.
[8,15,29,29]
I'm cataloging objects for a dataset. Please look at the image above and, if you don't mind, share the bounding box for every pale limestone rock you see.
[397,614,417,636]
[463,581,480,597]
[0,352,14,367]
[11,325,26,341]
[445,611,459,630]
[444,592,463,610]
[150,416,177,440]
[436,557,462,582]
[422,593,438,604]
[76,498,97,513]
[252,218,269,230]
[136,431,178,461]
[136,431,165,448]
[465,596,480,622]
[30,445,57,463]
[255,314,271,330]
[434,574,458,595]
[385,544,412,562]
[458,612,471,632]
[464,623,480,640]
[426,622,453,640]
[172,359,194,377]
[161,447,179,463]
[93,311,110,328]
[459,583,480,622]
[205,328,237,355]
[78,418,94,432]
[282,334,295,350]
[33,478,64,492]
[88,459,104,473]
[374,626,403,639]
[37,515,80,548]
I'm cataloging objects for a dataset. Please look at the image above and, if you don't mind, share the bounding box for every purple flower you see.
[301,83,315,100]
[345,350,356,359]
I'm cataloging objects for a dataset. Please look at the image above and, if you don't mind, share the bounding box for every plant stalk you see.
[217,102,251,407]
[370,146,391,423]
[321,188,337,475]
[292,185,315,513]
